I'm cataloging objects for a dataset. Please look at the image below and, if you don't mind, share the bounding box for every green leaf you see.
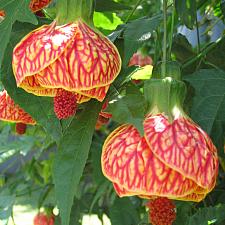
[184,69,225,150]
[131,65,153,80]
[109,198,140,225]
[108,85,146,135]
[89,180,111,212]
[172,34,195,63]
[0,135,35,155]
[91,138,105,184]
[188,204,225,225]
[94,12,123,31]
[0,195,15,225]
[53,101,102,225]
[69,198,81,225]
[124,15,162,65]
[0,0,37,66]
[0,22,62,142]
[206,38,225,71]
[174,201,193,225]
[95,0,131,12]
[221,0,225,17]
[175,0,197,29]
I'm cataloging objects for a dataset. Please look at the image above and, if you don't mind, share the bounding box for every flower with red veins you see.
[0,90,36,135]
[101,76,218,202]
[33,212,54,225]
[12,17,121,119]
[147,197,176,225]
[29,0,52,12]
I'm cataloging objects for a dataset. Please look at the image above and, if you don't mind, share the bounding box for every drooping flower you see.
[0,90,36,134]
[12,15,121,119]
[129,52,153,67]
[30,0,52,12]
[33,212,54,225]
[101,76,218,202]
[16,123,27,135]
[146,197,176,225]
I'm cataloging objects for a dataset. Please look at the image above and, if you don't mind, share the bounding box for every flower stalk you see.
[56,0,94,25]
[162,0,167,78]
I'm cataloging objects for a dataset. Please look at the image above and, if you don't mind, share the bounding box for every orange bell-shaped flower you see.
[101,77,218,202]
[12,1,121,119]
[0,90,36,134]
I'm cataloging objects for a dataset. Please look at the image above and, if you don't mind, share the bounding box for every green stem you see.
[11,212,16,225]
[182,36,223,69]
[168,0,175,59]
[125,0,143,23]
[56,0,94,25]
[201,15,224,36]
[162,0,167,78]
[196,13,201,54]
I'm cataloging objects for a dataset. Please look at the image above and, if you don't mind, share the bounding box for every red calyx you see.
[147,197,176,225]
[16,123,27,135]
[54,89,77,120]
[33,213,54,225]
[98,115,110,124]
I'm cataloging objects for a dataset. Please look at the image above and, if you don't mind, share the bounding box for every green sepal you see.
[56,0,94,25]
[152,61,181,80]
[144,77,187,122]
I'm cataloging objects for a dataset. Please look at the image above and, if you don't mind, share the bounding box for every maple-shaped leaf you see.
[0,0,37,66]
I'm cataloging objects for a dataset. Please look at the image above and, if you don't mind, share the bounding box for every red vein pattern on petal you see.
[0,90,36,125]
[35,21,121,91]
[78,85,110,102]
[29,0,52,12]
[114,178,205,202]
[13,22,77,85]
[144,114,218,191]
[20,75,57,96]
[102,125,198,199]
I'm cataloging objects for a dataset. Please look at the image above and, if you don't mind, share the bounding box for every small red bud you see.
[16,123,27,135]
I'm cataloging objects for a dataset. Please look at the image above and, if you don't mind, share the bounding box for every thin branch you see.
[196,13,201,54]
[125,0,144,23]
[182,36,223,69]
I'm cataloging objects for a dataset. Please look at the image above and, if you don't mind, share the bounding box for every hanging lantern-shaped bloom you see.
[101,70,218,202]
[0,90,36,134]
[29,0,52,12]
[12,0,121,119]
[129,52,153,67]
